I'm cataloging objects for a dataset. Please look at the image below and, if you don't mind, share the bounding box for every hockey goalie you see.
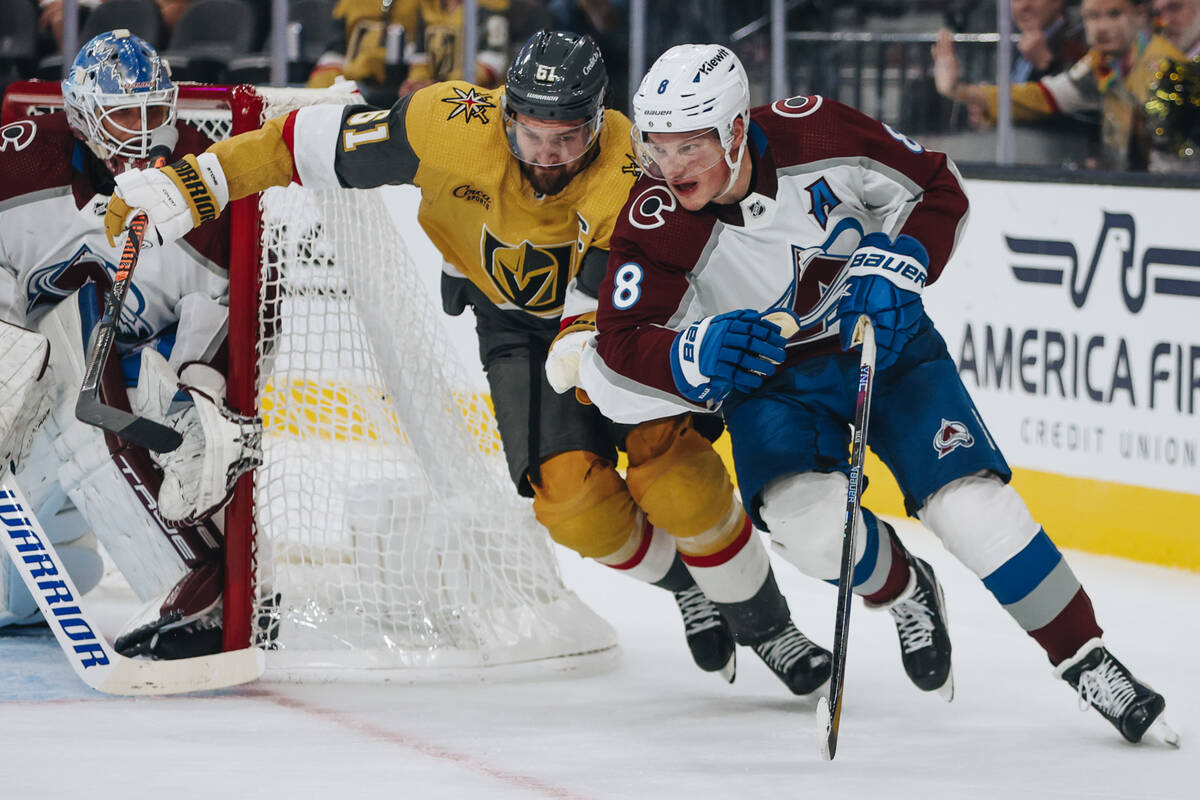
[0,31,260,659]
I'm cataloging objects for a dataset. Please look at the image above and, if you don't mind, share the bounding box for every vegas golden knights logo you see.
[482,228,574,313]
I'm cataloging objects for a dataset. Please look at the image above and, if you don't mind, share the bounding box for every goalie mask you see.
[631,44,751,195]
[62,29,178,174]
[502,30,608,170]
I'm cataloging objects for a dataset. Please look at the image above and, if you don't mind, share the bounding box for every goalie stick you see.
[816,315,876,761]
[0,471,263,695]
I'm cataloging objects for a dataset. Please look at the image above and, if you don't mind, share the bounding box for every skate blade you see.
[1147,716,1181,748]
[717,650,736,684]
[936,669,955,703]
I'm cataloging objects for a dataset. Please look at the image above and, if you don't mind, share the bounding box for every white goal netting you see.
[239,86,617,678]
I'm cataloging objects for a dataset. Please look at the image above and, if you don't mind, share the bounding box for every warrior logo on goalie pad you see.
[482,228,574,314]
[933,419,975,459]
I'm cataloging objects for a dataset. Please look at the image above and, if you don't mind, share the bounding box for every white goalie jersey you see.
[0,112,231,627]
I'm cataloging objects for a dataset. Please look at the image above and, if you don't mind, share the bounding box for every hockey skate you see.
[872,556,954,700]
[115,561,223,660]
[1056,638,1180,746]
[751,622,832,696]
[673,586,736,682]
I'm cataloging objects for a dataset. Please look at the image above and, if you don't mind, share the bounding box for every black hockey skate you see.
[673,586,736,682]
[1056,638,1180,746]
[873,556,954,700]
[751,622,832,696]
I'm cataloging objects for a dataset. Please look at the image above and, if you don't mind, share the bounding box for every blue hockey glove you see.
[670,309,789,404]
[836,232,929,370]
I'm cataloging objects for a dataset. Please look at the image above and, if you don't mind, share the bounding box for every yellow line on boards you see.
[259,382,1199,572]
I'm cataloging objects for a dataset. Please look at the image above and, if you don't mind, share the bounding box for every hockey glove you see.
[670,309,790,405]
[545,312,596,405]
[134,349,262,524]
[106,153,230,247]
[836,232,929,370]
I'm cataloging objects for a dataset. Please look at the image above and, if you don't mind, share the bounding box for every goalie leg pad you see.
[54,410,188,601]
[531,450,639,560]
[30,297,189,601]
[0,321,55,475]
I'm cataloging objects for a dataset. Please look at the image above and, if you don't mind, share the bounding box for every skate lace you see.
[674,587,723,636]
[1076,657,1137,717]
[889,589,935,654]
[753,626,818,672]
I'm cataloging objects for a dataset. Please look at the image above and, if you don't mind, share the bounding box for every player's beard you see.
[520,161,578,196]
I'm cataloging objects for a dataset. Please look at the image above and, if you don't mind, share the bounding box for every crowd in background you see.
[1,0,1197,172]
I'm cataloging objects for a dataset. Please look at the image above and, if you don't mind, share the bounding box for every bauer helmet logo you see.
[933,419,975,459]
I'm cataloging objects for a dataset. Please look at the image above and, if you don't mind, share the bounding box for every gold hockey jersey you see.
[210,80,643,319]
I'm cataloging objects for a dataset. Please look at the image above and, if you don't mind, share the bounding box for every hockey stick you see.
[75,210,182,453]
[816,315,876,761]
[0,471,264,695]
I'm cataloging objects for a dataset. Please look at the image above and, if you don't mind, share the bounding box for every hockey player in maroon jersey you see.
[101,30,834,694]
[0,31,256,660]
[566,43,1177,745]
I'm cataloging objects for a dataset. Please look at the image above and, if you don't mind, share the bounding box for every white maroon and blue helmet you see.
[62,29,178,171]
[631,44,751,189]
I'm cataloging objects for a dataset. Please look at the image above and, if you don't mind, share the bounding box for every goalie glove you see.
[545,312,596,405]
[0,322,55,474]
[105,153,230,247]
[134,349,262,524]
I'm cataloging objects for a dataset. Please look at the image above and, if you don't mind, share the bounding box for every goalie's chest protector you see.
[0,115,226,341]
[405,85,642,319]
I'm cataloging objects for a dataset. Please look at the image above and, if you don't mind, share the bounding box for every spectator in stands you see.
[307,0,420,103]
[1153,0,1200,55]
[308,0,507,105]
[37,0,97,52]
[1010,0,1089,81]
[398,0,509,95]
[155,0,189,39]
[932,0,1185,169]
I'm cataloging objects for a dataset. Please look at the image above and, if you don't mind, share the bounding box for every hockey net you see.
[1,82,617,679]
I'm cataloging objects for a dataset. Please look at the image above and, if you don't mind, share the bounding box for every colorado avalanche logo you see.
[0,120,36,152]
[26,246,154,342]
[933,419,975,459]
[771,95,823,118]
[628,186,676,230]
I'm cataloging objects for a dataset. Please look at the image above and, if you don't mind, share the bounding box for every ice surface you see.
[2,519,1195,800]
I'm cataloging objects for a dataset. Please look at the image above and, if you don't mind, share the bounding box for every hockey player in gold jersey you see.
[103,30,832,694]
